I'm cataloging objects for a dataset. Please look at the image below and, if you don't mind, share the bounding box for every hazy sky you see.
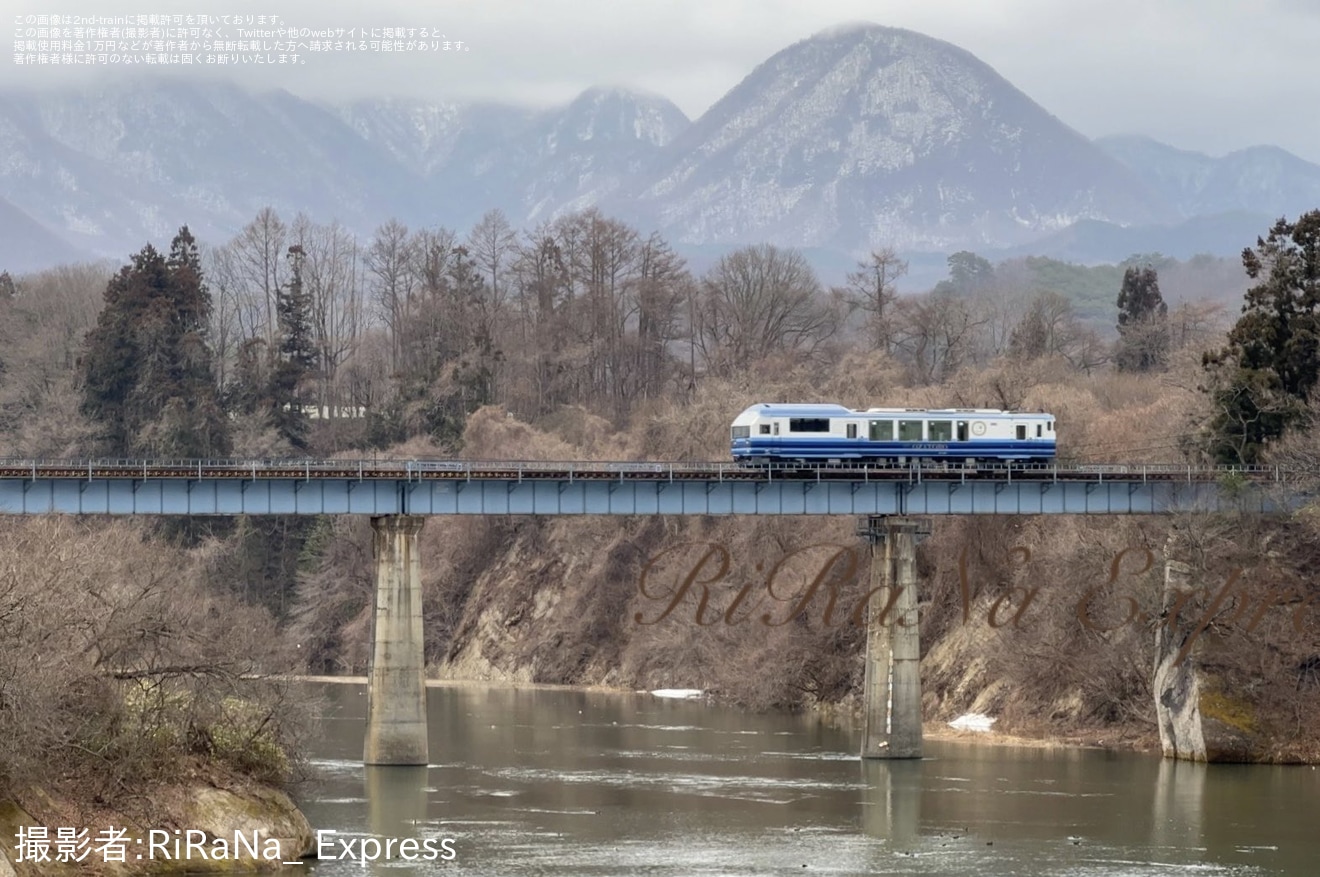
[10,0,1320,162]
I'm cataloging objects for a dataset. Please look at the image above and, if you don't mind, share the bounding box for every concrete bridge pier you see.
[363,515,429,765]
[858,516,929,759]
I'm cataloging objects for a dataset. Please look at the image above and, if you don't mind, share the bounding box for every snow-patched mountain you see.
[621,23,1170,251]
[6,24,1320,276]
[341,87,689,229]
[338,97,535,183]
[1096,135,1320,220]
[0,80,424,262]
[501,87,690,223]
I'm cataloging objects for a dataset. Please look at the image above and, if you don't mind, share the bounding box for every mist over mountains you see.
[1,23,1316,279]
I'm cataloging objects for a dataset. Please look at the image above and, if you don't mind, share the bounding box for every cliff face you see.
[413,511,1317,761]
[1152,527,1299,763]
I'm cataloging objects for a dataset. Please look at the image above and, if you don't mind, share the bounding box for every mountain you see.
[616,23,1170,252]
[5,26,1320,279]
[502,87,691,223]
[341,87,689,231]
[0,80,425,266]
[0,80,689,272]
[1096,135,1320,220]
[993,210,1275,265]
[0,194,94,272]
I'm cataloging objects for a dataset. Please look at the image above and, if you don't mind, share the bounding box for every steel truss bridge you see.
[0,459,1309,516]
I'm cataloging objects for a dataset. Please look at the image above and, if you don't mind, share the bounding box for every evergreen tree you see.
[946,251,994,294]
[81,227,230,457]
[1201,211,1320,463]
[1115,265,1169,372]
[269,245,317,451]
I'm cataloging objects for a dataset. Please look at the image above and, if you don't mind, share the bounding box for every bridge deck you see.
[0,459,1307,516]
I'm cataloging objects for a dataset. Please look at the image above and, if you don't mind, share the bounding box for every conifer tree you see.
[1115,265,1169,372]
[82,227,229,457]
[270,244,317,450]
[1201,211,1320,463]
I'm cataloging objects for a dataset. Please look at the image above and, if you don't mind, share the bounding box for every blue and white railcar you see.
[729,403,1056,464]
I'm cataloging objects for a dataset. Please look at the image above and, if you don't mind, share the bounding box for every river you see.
[281,681,1318,876]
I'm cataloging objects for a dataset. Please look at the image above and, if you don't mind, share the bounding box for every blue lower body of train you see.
[732,437,1056,463]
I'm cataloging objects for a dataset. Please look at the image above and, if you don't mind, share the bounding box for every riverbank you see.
[298,674,1163,758]
[0,763,314,876]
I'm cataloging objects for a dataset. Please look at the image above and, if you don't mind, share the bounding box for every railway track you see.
[0,459,1297,483]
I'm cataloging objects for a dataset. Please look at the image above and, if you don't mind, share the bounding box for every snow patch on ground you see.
[650,689,705,699]
[949,713,996,732]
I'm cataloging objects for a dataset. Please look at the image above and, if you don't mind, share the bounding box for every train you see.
[730,403,1056,465]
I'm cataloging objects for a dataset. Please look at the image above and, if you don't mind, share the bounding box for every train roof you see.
[737,403,855,417]
[738,403,1054,418]
[865,407,1006,414]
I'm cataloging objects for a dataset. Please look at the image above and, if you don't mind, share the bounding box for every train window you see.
[928,421,952,441]
[1036,424,1042,438]
[1015,425,1026,440]
[772,422,780,436]
[846,423,857,439]
[899,420,923,441]
[759,424,771,435]
[869,420,893,441]
[732,426,750,439]
[789,418,830,432]
[956,421,968,441]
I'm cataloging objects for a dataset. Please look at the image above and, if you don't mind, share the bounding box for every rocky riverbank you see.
[0,771,314,875]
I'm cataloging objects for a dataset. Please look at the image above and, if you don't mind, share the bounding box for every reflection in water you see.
[288,682,1320,876]
[364,766,427,876]
[860,759,921,848]
[1151,758,1205,854]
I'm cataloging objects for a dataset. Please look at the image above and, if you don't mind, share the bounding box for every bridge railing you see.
[0,457,1303,484]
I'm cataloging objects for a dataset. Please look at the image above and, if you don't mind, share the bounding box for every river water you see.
[283,681,1317,876]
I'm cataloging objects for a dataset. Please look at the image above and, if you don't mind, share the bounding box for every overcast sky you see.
[10,0,1320,163]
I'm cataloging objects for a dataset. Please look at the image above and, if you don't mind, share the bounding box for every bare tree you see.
[841,247,907,354]
[623,232,688,408]
[695,244,835,377]
[980,263,1035,359]
[467,208,518,333]
[509,226,573,415]
[1008,290,1082,360]
[228,208,287,352]
[366,219,415,374]
[204,243,241,389]
[298,218,364,411]
[893,288,989,385]
[405,227,462,383]
[0,263,106,455]
[1168,301,1227,351]
[556,209,641,410]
